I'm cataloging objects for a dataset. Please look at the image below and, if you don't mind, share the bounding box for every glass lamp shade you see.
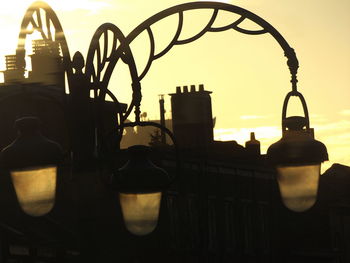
[117,145,170,235]
[0,117,63,216]
[276,164,320,212]
[11,166,57,216]
[267,116,328,212]
[119,192,161,236]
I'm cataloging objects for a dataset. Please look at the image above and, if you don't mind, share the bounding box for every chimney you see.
[28,39,64,86]
[169,84,213,149]
[245,132,261,157]
[199,84,204,92]
[3,54,25,83]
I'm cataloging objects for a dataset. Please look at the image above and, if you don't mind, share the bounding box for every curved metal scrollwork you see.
[16,1,73,85]
[16,1,303,141]
[122,2,299,83]
[94,1,300,122]
[85,23,140,124]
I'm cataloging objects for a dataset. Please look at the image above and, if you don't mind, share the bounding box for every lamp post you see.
[1,0,328,245]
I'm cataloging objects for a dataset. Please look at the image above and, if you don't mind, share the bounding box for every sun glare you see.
[48,0,110,12]
[0,0,111,13]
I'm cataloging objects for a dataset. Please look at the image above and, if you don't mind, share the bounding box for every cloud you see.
[339,109,350,116]
[309,113,328,123]
[0,0,110,15]
[49,0,111,13]
[313,120,350,132]
[0,0,33,14]
[214,126,280,145]
[306,120,350,171]
[240,115,267,120]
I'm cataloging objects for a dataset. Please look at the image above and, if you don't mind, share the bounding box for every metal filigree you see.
[17,1,302,140]
[17,1,72,86]
[85,23,140,123]
[119,2,298,88]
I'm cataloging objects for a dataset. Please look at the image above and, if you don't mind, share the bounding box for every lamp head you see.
[267,91,328,212]
[1,116,63,169]
[116,145,170,236]
[268,116,328,166]
[0,116,63,216]
[117,145,170,193]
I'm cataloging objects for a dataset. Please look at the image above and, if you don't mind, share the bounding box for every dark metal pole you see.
[159,95,166,145]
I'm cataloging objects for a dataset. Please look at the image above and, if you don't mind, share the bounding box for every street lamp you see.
[99,1,329,212]
[115,121,176,235]
[117,145,170,236]
[0,117,63,216]
[4,0,329,232]
[267,91,328,212]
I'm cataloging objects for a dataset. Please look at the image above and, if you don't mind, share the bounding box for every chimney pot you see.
[176,86,181,94]
[190,85,196,92]
[199,84,204,92]
[183,86,188,93]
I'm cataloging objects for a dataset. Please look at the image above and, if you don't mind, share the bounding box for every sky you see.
[0,0,349,172]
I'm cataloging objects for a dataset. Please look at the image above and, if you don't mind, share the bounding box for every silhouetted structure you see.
[0,42,348,263]
[0,1,347,263]
[170,84,214,149]
[159,95,166,145]
[29,40,64,87]
[2,55,25,83]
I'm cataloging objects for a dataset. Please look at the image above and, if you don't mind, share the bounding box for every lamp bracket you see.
[120,121,180,182]
[282,91,310,132]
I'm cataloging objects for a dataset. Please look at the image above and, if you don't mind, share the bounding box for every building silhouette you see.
[0,42,349,263]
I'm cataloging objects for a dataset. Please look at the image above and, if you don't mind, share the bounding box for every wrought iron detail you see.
[18,1,302,145]
[85,23,141,124]
[282,90,310,131]
[119,1,299,97]
[175,9,218,45]
[17,1,72,84]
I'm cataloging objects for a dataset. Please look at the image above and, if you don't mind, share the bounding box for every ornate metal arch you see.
[85,23,140,124]
[15,1,305,131]
[105,1,300,122]
[125,2,299,82]
[16,1,73,86]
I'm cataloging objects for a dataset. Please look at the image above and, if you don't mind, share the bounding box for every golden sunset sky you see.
[0,0,349,172]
